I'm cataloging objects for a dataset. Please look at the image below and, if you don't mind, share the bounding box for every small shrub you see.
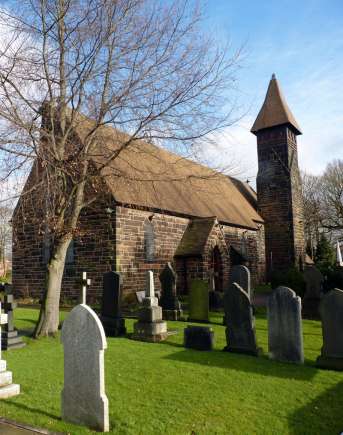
[319,265,343,292]
[270,267,306,298]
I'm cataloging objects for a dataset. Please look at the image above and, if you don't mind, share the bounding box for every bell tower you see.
[251,74,305,277]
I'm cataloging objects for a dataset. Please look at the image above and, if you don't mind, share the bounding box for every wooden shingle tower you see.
[251,74,305,277]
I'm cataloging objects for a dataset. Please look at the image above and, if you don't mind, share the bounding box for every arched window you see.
[241,233,248,258]
[144,219,155,261]
[66,239,75,265]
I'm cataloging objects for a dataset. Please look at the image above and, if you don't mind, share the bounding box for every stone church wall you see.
[12,196,266,304]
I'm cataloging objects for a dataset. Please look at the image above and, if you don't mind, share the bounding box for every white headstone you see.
[61,304,109,432]
[144,270,158,307]
[0,302,20,399]
[337,241,343,267]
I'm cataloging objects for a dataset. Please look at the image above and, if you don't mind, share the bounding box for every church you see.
[12,75,305,304]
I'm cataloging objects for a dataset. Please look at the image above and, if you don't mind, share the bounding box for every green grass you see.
[1,309,343,434]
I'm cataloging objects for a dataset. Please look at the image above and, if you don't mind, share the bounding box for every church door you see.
[211,246,223,292]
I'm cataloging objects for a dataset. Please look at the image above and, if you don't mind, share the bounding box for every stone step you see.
[0,371,12,387]
[0,383,20,399]
[0,360,6,373]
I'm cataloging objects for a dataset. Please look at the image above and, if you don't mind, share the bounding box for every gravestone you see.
[61,304,109,432]
[230,265,251,297]
[100,271,126,337]
[188,279,209,322]
[184,326,214,351]
[303,265,323,318]
[1,293,26,350]
[316,288,343,370]
[136,291,146,304]
[0,302,20,399]
[268,286,304,364]
[132,271,168,342]
[223,282,260,356]
[159,263,182,320]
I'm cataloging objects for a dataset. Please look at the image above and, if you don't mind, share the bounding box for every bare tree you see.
[302,160,343,255]
[0,206,12,277]
[302,172,321,257]
[319,159,343,232]
[0,0,242,337]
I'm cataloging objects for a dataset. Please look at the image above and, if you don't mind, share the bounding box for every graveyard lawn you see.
[1,309,343,435]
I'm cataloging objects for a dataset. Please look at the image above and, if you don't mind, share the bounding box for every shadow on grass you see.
[16,318,37,325]
[163,349,318,380]
[288,380,343,434]
[19,328,35,337]
[4,400,60,421]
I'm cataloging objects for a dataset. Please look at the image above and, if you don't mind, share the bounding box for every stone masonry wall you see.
[256,125,305,277]
[13,197,266,303]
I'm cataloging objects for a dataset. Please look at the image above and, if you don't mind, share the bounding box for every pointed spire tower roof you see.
[251,74,302,135]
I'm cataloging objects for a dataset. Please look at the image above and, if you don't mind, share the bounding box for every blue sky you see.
[203,0,343,182]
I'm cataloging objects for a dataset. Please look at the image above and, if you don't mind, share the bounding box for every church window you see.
[144,219,155,261]
[66,240,75,265]
[42,233,51,264]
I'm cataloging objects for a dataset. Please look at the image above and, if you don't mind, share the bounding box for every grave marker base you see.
[223,345,261,357]
[184,326,214,351]
[1,330,26,350]
[100,316,126,337]
[163,309,183,321]
[316,355,343,371]
[0,359,20,399]
[132,320,168,342]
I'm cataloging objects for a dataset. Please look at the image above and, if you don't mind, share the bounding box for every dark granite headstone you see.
[184,326,214,351]
[303,265,323,318]
[316,288,343,370]
[223,282,260,356]
[268,286,304,363]
[159,263,182,320]
[100,271,126,337]
[1,293,26,350]
[230,265,251,298]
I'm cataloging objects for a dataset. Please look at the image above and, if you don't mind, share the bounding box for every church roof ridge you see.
[251,74,302,135]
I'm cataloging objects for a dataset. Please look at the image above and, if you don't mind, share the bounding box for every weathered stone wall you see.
[12,192,116,305]
[13,198,266,302]
[115,206,189,298]
[256,125,305,277]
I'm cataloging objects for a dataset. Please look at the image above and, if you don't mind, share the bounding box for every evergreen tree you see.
[315,234,335,269]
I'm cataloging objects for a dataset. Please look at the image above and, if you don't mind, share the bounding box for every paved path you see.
[0,419,63,435]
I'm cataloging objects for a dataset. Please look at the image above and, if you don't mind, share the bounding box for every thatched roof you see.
[251,74,302,135]
[70,115,264,230]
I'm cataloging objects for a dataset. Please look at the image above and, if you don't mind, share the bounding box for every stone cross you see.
[0,303,8,361]
[61,304,109,431]
[81,272,91,305]
[267,286,304,364]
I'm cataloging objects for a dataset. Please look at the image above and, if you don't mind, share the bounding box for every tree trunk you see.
[34,237,71,338]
